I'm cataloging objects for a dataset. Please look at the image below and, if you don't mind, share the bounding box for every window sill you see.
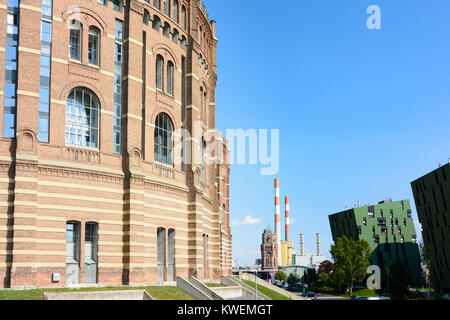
[154,161,174,169]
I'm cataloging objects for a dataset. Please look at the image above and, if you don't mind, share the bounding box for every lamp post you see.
[254,269,258,300]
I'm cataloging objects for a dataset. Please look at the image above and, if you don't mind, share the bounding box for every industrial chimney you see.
[300,234,304,256]
[285,196,290,242]
[274,179,281,266]
[316,233,321,256]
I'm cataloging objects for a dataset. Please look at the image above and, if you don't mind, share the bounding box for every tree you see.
[389,262,409,298]
[318,260,334,275]
[275,271,287,283]
[330,236,371,296]
[287,273,301,286]
[419,241,432,285]
[301,268,318,289]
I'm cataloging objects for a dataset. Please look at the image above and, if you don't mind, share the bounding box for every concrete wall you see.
[43,290,154,300]
[188,276,224,300]
[210,286,242,300]
[176,277,212,300]
[221,275,271,300]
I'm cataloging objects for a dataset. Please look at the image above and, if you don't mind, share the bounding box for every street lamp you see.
[254,268,258,300]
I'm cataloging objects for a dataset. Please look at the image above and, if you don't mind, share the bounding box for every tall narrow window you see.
[112,0,122,11]
[3,1,19,138]
[69,20,82,61]
[180,36,186,49]
[65,88,100,148]
[222,205,226,225]
[143,10,150,25]
[88,27,100,66]
[172,29,179,44]
[154,113,174,165]
[152,15,161,31]
[156,55,164,91]
[113,19,123,154]
[199,87,203,117]
[164,0,169,16]
[173,0,179,23]
[153,0,160,10]
[181,6,186,29]
[200,138,206,181]
[163,23,170,38]
[167,61,174,95]
[38,0,53,143]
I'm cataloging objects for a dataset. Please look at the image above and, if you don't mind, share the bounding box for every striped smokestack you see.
[300,233,304,256]
[285,196,290,242]
[274,179,281,266]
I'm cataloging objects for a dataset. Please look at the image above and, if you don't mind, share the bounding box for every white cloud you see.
[231,215,262,227]
[241,215,261,225]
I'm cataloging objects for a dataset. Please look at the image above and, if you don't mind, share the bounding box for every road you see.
[295,292,351,300]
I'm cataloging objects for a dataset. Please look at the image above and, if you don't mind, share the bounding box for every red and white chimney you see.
[285,196,290,242]
[274,179,281,266]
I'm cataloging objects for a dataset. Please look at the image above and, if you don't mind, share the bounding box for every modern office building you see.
[329,199,424,285]
[411,162,450,293]
[0,0,232,288]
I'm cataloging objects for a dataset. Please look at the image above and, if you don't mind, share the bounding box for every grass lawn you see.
[241,280,291,300]
[341,288,381,298]
[206,283,225,288]
[0,286,195,301]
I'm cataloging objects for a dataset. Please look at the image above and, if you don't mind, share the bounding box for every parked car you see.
[367,296,391,300]
[354,296,368,300]
[302,291,317,298]
[286,285,298,292]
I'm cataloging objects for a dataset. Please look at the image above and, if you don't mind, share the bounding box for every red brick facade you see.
[261,226,278,271]
[0,0,232,288]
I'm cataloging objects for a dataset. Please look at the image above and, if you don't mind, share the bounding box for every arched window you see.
[180,35,186,50]
[167,61,174,95]
[143,10,150,25]
[200,138,206,181]
[156,54,164,91]
[153,0,160,10]
[65,87,100,148]
[163,22,170,38]
[199,25,202,45]
[152,15,161,31]
[181,6,186,29]
[88,26,100,66]
[154,113,173,165]
[69,20,82,61]
[172,28,179,44]
[163,0,169,16]
[173,0,179,23]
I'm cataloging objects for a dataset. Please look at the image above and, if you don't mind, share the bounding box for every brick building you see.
[261,225,278,271]
[0,0,232,288]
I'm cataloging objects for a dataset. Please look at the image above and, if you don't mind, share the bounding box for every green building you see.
[329,199,424,286]
[411,163,450,293]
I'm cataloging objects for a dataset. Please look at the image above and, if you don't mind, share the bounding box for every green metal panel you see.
[411,163,450,293]
[329,200,424,286]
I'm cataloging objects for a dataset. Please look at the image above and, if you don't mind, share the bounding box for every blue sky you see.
[205,0,450,266]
